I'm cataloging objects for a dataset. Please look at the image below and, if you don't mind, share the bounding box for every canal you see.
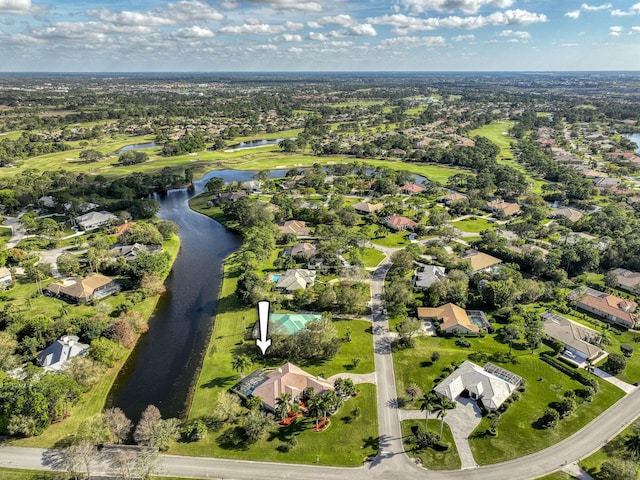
[107,169,284,422]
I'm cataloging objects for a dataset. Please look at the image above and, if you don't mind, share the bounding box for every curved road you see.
[2,249,640,479]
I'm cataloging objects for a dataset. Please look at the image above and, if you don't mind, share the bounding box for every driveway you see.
[593,367,636,394]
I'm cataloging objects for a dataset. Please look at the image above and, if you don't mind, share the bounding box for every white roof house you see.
[434,361,522,411]
[36,335,89,372]
[75,211,117,230]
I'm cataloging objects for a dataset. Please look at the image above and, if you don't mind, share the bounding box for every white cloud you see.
[565,10,581,19]
[309,31,330,41]
[315,14,358,27]
[377,35,447,48]
[400,0,514,14]
[611,3,640,16]
[369,9,547,35]
[609,25,623,36]
[172,26,215,38]
[632,26,640,33]
[560,43,579,47]
[220,23,296,34]
[0,0,44,14]
[581,3,611,11]
[280,33,303,41]
[244,0,323,12]
[87,1,224,27]
[345,24,377,36]
[452,34,474,41]
[498,29,530,42]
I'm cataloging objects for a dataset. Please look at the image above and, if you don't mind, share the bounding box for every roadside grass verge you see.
[401,419,461,470]
[392,334,624,465]
[579,419,640,478]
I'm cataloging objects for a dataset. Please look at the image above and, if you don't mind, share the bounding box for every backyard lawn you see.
[393,334,624,465]
[371,231,411,248]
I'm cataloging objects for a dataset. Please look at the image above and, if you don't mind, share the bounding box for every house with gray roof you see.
[414,265,446,289]
[74,211,117,230]
[541,311,607,364]
[275,269,316,292]
[36,335,89,372]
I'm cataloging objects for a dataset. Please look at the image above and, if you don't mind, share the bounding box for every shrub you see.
[621,344,634,357]
[603,353,627,375]
[455,339,471,348]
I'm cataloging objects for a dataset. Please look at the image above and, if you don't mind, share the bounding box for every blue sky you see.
[0,0,639,71]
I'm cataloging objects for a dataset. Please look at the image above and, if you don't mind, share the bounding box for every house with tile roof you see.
[289,242,318,259]
[277,220,311,236]
[434,361,522,412]
[568,286,637,329]
[541,311,607,364]
[44,274,120,304]
[36,335,89,372]
[417,303,489,335]
[352,201,384,214]
[550,207,584,223]
[233,362,334,413]
[382,215,417,231]
[437,192,468,205]
[400,183,426,195]
[464,251,503,273]
[486,199,520,217]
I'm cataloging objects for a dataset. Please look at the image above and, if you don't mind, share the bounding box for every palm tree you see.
[435,396,456,441]
[419,392,438,431]
[405,383,422,403]
[231,355,251,378]
[275,393,292,420]
[307,396,323,428]
[625,432,640,459]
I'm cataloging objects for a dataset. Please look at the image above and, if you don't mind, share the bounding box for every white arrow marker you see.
[256,300,272,356]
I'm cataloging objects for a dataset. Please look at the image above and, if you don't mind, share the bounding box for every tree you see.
[182,418,208,442]
[0,331,19,372]
[405,383,423,402]
[89,337,127,367]
[118,151,148,166]
[155,220,179,240]
[110,447,159,480]
[62,439,97,480]
[396,317,422,347]
[133,404,180,451]
[275,392,292,420]
[206,177,225,194]
[122,222,163,245]
[334,378,357,398]
[524,319,545,353]
[419,392,438,430]
[603,353,627,375]
[625,431,640,460]
[104,320,136,348]
[79,149,103,163]
[539,408,559,428]
[56,252,81,276]
[231,355,251,378]
[435,396,455,440]
[61,356,106,390]
[597,459,638,480]
[242,410,276,443]
[503,323,522,354]
[102,407,133,444]
[212,391,242,423]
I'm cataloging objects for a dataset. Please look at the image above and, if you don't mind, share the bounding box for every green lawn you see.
[0,468,58,479]
[171,383,378,466]
[0,226,12,248]
[393,334,624,465]
[401,419,461,470]
[371,232,411,248]
[361,247,386,268]
[451,217,495,233]
[535,473,574,480]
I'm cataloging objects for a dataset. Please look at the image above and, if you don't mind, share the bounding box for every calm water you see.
[625,134,640,154]
[116,142,160,154]
[107,170,285,422]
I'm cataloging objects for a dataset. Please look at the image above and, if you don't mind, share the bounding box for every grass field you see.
[393,334,624,465]
[469,121,546,194]
[371,231,411,248]
[401,419,461,470]
[451,217,495,233]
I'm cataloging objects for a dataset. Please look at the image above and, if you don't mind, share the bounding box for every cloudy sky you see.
[0,0,639,71]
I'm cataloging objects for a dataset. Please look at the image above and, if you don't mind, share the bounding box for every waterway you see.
[107,169,285,422]
[625,133,640,154]
[116,142,160,155]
